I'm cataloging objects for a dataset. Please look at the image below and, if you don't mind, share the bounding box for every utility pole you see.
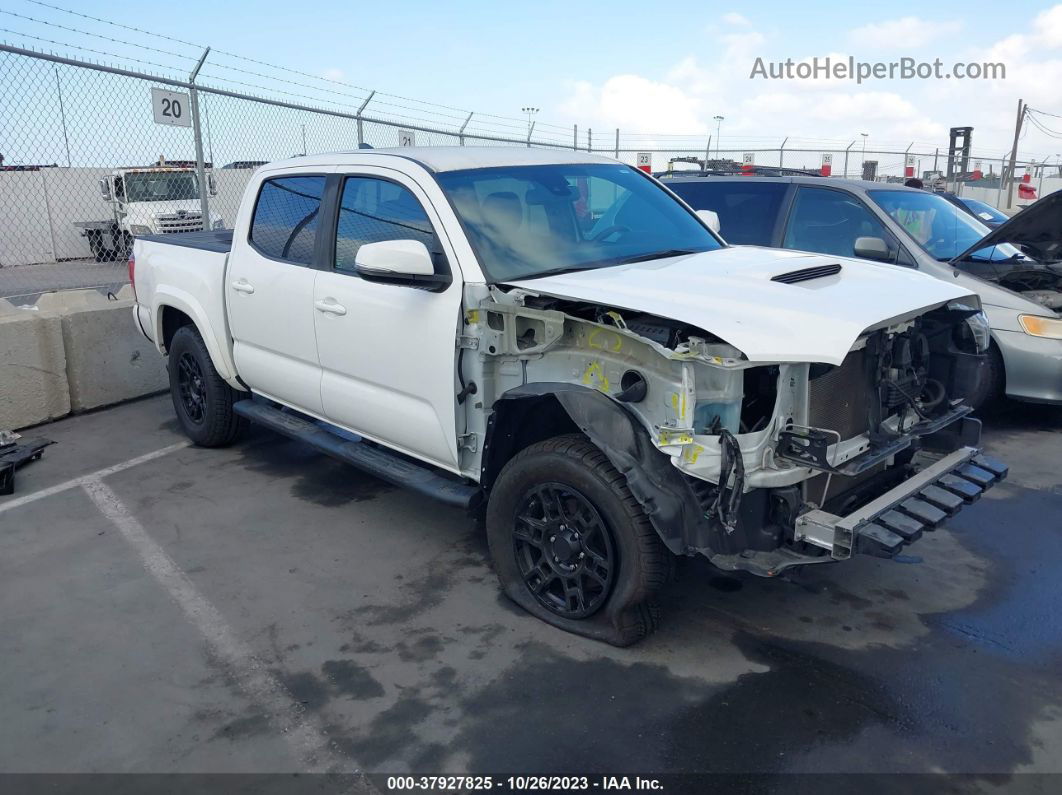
[1006,98,1025,209]
[713,115,724,159]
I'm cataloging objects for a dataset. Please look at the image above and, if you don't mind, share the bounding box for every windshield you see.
[958,197,1009,225]
[435,163,722,281]
[123,172,200,203]
[868,189,1023,262]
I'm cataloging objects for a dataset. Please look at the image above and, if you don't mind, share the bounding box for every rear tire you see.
[167,325,247,447]
[486,434,672,646]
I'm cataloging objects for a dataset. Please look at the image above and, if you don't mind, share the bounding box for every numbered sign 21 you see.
[397,129,416,147]
[151,88,192,128]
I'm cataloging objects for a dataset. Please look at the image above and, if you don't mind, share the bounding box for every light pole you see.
[860,132,868,176]
[522,107,539,140]
[713,115,724,159]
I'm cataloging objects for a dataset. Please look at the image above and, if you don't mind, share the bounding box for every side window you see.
[249,176,326,265]
[783,187,897,262]
[335,177,437,272]
[668,181,787,245]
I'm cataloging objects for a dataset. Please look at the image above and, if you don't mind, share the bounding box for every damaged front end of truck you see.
[464,267,1007,578]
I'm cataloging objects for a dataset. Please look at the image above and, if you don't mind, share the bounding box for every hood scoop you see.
[771,263,842,284]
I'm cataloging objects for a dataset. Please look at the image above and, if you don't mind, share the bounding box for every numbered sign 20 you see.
[151,88,192,128]
[397,129,416,147]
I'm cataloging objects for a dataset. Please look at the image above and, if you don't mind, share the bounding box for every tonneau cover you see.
[138,228,233,253]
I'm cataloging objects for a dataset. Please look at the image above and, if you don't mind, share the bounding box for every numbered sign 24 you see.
[151,88,192,128]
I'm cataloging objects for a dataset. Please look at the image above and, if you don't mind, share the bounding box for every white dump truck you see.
[75,164,223,261]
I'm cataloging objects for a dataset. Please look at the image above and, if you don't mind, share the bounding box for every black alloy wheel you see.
[512,483,616,619]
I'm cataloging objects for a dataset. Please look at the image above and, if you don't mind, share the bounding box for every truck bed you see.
[138,229,233,253]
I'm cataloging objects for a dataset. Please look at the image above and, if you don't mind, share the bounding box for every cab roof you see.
[264,146,618,174]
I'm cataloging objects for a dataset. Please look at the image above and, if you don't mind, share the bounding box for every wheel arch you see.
[152,291,240,388]
[482,383,703,555]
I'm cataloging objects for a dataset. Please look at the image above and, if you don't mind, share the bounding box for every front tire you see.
[167,325,246,447]
[486,434,672,646]
[966,343,1005,411]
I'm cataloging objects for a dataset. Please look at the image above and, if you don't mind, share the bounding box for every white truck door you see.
[314,172,463,471]
[227,174,328,414]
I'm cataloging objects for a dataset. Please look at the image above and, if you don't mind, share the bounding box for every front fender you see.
[490,383,711,556]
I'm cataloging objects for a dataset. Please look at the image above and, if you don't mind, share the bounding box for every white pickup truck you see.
[131,148,1006,645]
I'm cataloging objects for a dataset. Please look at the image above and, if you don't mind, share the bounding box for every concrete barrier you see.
[1,288,167,429]
[0,302,71,429]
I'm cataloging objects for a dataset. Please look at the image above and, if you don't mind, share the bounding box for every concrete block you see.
[35,289,111,313]
[0,310,70,429]
[59,299,168,412]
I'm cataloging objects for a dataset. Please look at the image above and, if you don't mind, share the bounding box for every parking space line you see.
[81,476,373,785]
[0,441,191,515]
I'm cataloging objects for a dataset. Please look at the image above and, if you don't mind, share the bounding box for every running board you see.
[233,400,481,510]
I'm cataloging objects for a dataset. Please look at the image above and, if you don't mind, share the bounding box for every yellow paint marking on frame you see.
[683,444,705,464]
[588,328,622,353]
[582,361,610,392]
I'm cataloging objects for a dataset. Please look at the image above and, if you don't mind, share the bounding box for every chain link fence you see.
[0,43,1048,303]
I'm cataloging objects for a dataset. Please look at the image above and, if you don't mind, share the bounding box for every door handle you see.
[314,299,347,316]
[230,280,255,294]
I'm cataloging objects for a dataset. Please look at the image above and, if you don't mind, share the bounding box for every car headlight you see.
[129,224,152,236]
[965,310,991,352]
[1018,314,1062,339]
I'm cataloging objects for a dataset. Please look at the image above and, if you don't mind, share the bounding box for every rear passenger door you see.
[313,171,464,471]
[227,172,330,414]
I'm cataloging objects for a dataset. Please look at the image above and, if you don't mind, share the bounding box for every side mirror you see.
[98,178,112,202]
[853,236,892,262]
[207,173,217,197]
[696,209,721,234]
[354,240,451,291]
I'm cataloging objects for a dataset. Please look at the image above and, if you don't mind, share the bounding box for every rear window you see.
[249,176,326,265]
[667,180,787,246]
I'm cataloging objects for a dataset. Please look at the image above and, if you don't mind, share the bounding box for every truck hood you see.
[951,190,1062,265]
[506,246,975,366]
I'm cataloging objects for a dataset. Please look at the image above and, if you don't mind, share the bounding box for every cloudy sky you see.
[4,0,1062,167]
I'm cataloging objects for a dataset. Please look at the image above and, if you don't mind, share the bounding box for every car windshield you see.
[123,172,200,203]
[868,189,1024,262]
[958,197,1009,224]
[435,163,722,282]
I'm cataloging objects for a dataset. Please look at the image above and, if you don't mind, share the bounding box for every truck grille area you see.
[157,213,204,233]
[807,349,872,441]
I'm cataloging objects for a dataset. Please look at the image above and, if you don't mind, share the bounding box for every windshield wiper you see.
[613,248,702,265]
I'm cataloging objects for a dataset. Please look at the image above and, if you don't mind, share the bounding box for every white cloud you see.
[554,5,1062,163]
[559,75,705,135]
[321,67,346,81]
[848,17,963,49]
[722,12,750,26]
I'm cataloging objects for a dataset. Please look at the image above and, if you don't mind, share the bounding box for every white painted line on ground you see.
[0,441,191,515]
[81,477,374,787]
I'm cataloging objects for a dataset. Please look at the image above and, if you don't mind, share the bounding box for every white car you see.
[130,148,1005,645]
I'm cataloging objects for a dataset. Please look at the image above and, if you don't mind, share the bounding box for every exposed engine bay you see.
[460,282,991,575]
[994,264,1062,311]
